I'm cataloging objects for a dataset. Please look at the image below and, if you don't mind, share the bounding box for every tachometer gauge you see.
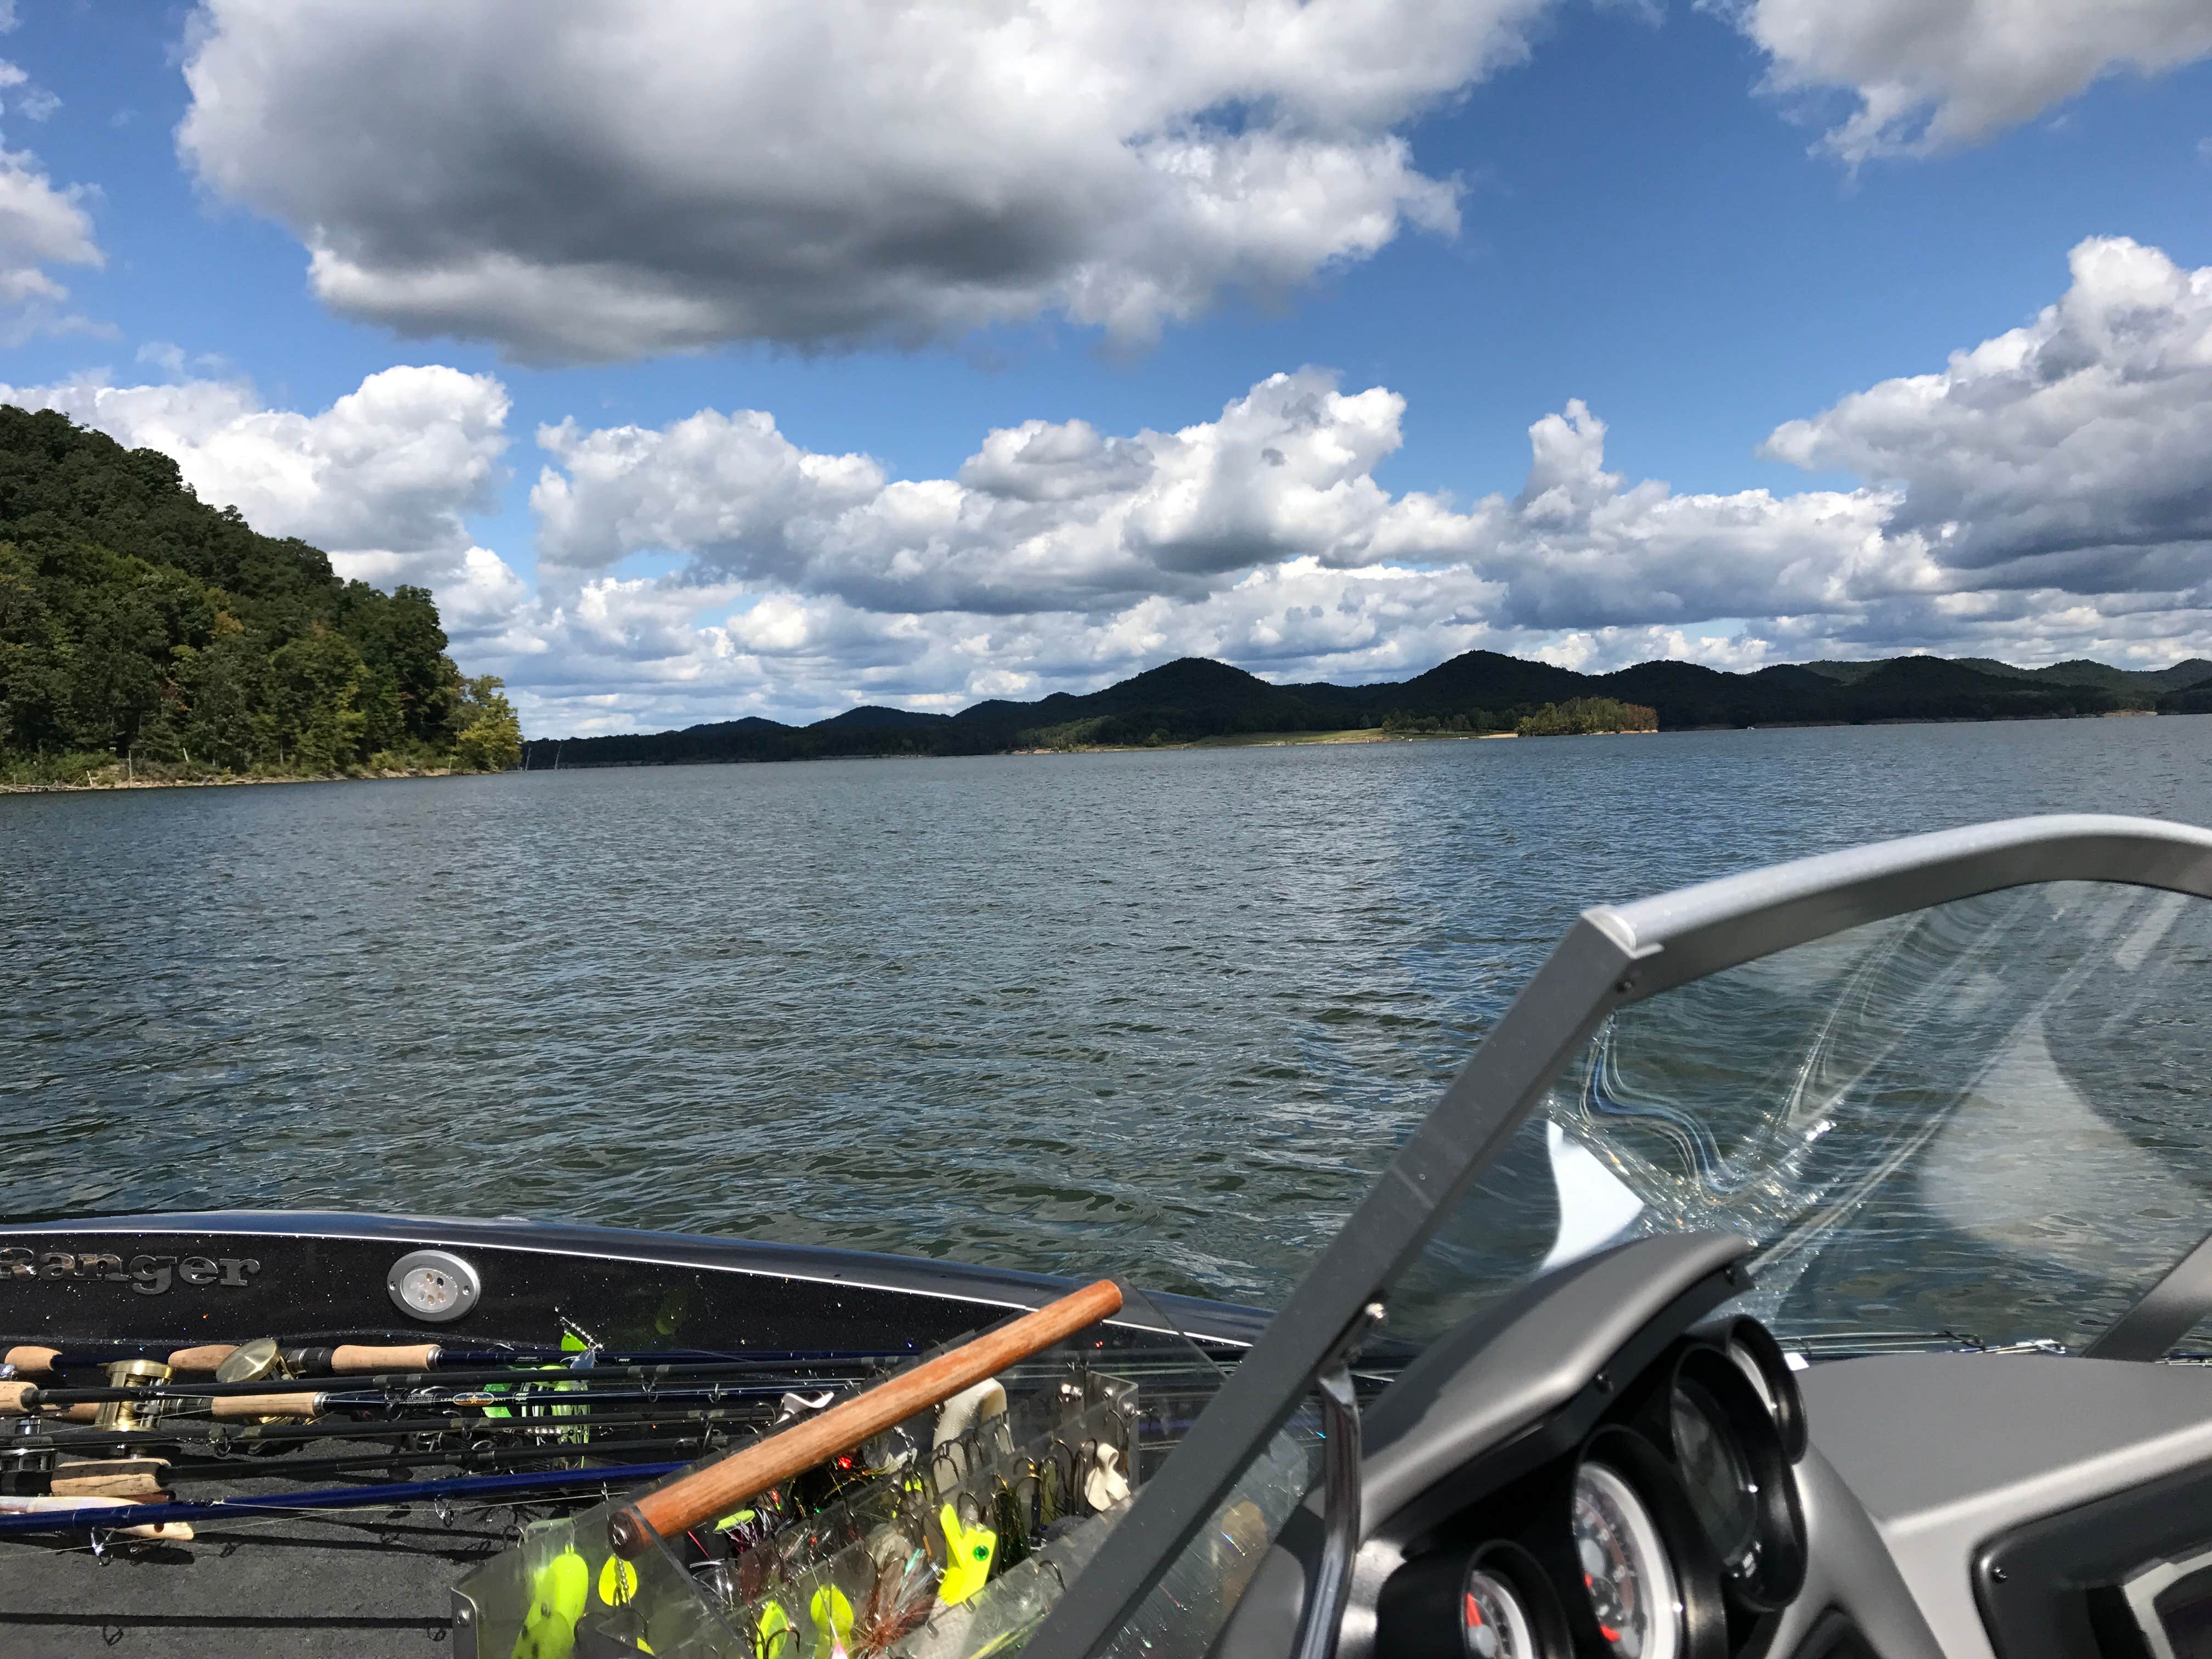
[1460,1566,1537,1659]
[1572,1461,1681,1659]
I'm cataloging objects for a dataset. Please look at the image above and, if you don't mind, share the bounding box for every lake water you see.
[5,716,2210,1310]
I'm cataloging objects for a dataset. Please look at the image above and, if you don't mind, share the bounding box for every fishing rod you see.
[0,1458,692,1539]
[15,1357,877,1404]
[162,1429,741,1486]
[14,1378,838,1415]
[4,1340,914,1375]
[4,1401,785,1454]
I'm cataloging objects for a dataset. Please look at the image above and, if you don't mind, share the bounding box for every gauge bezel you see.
[1565,1429,1729,1659]
[1722,1317,1807,1463]
[1663,1344,1807,1613]
[1463,1542,1571,1659]
[1376,1538,1571,1659]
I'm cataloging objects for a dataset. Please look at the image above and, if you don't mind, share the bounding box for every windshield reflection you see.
[1397,881,2212,1351]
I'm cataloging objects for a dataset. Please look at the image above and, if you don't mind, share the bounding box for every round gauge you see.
[1460,1566,1537,1659]
[1726,1339,1776,1411]
[1669,1378,1758,1565]
[1572,1461,1681,1659]
[1378,1539,1568,1659]
[1723,1318,1808,1464]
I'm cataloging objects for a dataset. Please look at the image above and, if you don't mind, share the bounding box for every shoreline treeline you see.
[0,407,520,787]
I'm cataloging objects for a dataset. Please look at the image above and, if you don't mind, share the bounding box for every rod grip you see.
[330,1344,438,1373]
[167,1344,238,1373]
[210,1392,325,1420]
[0,1382,31,1415]
[607,1278,1123,1559]
[3,1346,59,1373]
[52,1462,169,1499]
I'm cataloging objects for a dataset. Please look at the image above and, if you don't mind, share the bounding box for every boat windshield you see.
[1036,820,2212,1658]
[1406,876,2212,1353]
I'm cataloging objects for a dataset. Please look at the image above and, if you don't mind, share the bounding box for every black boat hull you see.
[0,1210,1271,1357]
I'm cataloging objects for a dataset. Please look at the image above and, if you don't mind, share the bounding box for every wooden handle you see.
[608,1278,1122,1558]
[331,1344,437,1373]
[210,1391,325,1420]
[0,1381,31,1415]
[52,1467,168,1499]
[3,1346,59,1373]
[167,1344,238,1373]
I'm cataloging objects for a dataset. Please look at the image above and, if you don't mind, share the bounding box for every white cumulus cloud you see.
[529,370,1464,613]
[176,0,1549,362]
[1729,0,2212,162]
[1764,236,2212,590]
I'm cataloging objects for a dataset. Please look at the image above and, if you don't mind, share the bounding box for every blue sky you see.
[2,1,2210,732]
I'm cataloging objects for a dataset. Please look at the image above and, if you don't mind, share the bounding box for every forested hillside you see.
[0,406,520,785]
[529,648,2212,769]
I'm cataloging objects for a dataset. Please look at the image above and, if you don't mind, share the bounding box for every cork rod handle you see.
[210,1392,325,1420]
[167,1345,238,1373]
[607,1278,1124,1559]
[331,1344,438,1373]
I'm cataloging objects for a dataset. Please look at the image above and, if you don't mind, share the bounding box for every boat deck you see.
[1,1479,498,1657]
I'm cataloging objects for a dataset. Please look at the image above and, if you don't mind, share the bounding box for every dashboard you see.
[1211,1233,2212,1659]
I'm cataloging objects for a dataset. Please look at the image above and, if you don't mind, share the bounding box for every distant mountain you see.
[814,706,953,729]
[521,647,2199,770]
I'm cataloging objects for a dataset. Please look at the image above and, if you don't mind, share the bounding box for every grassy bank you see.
[0,750,472,793]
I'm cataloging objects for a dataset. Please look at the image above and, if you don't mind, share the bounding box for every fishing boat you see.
[9,811,2212,1659]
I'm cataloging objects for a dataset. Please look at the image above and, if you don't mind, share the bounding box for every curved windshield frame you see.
[1030,813,2212,1656]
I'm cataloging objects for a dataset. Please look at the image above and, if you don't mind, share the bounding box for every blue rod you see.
[0,1459,689,1538]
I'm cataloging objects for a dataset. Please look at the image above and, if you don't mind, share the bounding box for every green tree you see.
[450,674,522,771]
[269,625,370,772]
[177,614,271,770]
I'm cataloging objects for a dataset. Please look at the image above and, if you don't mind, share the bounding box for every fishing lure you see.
[935,1501,997,1606]
[808,1581,855,1659]
[512,1546,589,1659]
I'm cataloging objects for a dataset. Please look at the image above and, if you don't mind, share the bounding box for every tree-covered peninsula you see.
[0,406,520,787]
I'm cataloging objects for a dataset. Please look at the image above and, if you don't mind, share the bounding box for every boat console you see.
[1214,1226,2212,1659]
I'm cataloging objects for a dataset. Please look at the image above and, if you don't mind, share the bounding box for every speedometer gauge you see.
[1572,1462,1681,1659]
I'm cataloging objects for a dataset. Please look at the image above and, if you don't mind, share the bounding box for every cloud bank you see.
[176,0,1559,361]
[9,236,2210,731]
[1730,0,2212,162]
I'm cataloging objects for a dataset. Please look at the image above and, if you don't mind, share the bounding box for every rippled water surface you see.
[6,718,2210,1306]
